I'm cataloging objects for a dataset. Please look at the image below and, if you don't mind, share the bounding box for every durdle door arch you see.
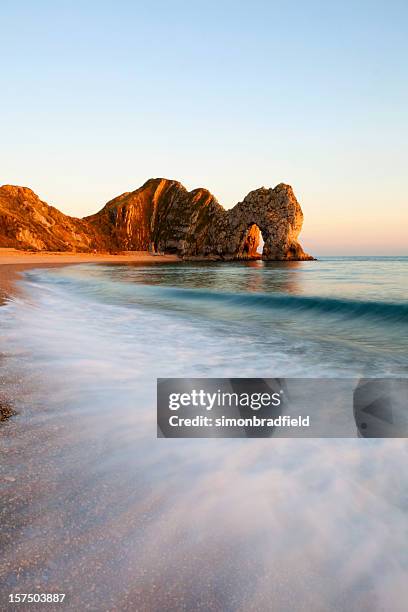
[0,179,313,260]
[219,184,314,261]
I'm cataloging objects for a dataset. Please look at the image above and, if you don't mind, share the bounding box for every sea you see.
[0,256,407,611]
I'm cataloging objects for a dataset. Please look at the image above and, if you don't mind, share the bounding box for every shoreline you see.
[0,250,182,421]
[0,249,181,300]
[0,248,303,300]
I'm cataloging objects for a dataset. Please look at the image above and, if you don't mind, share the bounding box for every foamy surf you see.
[1,257,407,611]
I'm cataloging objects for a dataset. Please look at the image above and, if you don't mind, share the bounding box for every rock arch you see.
[0,178,313,260]
[217,184,312,261]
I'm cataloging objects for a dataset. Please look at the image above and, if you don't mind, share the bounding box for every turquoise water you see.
[15,256,407,376]
[0,257,407,610]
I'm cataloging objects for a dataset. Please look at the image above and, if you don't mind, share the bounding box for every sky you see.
[1,0,407,254]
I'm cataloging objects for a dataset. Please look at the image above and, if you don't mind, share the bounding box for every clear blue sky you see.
[1,0,407,254]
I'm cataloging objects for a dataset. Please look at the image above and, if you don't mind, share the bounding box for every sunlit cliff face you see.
[0,179,313,260]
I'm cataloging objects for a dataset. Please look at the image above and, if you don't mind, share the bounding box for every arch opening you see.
[237,223,265,260]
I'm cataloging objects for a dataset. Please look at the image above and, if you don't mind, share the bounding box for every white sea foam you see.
[0,261,407,611]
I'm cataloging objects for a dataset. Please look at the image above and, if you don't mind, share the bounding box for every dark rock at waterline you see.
[0,399,15,421]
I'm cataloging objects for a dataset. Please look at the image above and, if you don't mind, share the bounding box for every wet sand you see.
[1,256,407,610]
[0,249,180,421]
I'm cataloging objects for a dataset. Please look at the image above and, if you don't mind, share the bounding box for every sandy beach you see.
[1,255,408,609]
[0,249,180,299]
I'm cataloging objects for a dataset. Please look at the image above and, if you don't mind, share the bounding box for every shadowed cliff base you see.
[0,179,314,261]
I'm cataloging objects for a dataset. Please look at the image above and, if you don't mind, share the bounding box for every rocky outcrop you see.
[225,184,312,261]
[0,179,313,260]
[0,185,105,252]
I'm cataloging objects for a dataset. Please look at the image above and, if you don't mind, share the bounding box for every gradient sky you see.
[1,0,407,254]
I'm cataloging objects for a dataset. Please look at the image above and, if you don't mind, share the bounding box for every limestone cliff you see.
[0,179,313,260]
[0,185,104,252]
